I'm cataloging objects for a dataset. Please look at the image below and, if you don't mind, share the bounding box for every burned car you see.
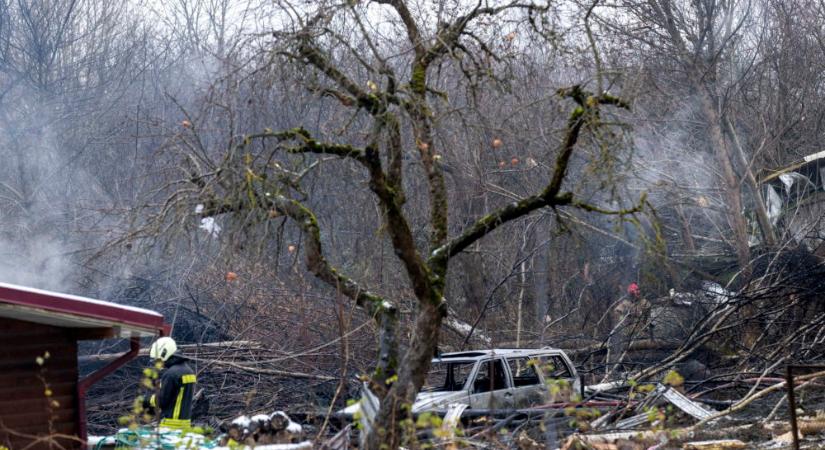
[413,348,580,412]
[342,348,580,417]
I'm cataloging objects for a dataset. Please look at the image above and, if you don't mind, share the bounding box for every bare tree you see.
[123,1,648,446]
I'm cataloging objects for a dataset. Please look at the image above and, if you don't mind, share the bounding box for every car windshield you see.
[422,361,475,392]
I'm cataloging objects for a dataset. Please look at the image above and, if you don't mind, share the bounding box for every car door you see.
[505,356,547,408]
[533,353,576,402]
[468,358,513,409]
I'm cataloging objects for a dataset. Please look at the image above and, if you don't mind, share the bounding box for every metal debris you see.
[657,384,715,421]
[441,403,468,439]
[357,382,380,448]
[615,412,651,429]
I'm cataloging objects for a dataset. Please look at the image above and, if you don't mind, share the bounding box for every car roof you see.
[433,348,565,361]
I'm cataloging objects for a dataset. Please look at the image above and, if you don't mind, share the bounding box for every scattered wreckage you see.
[87,345,825,449]
[335,347,825,449]
[340,348,580,416]
[761,150,825,252]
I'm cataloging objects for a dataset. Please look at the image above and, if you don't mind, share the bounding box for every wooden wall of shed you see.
[0,317,80,450]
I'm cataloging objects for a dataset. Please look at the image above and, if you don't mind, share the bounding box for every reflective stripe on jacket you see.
[155,357,197,426]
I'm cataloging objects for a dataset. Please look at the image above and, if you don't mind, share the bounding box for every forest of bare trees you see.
[1,0,825,448]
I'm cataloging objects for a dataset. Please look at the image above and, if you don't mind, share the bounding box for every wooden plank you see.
[71,327,115,340]
[0,411,77,430]
[1,417,78,433]
[0,347,77,369]
[320,424,351,450]
[0,395,75,414]
[0,367,77,384]
[0,318,81,450]
[3,421,77,434]
[0,343,76,356]
[0,381,77,401]
[683,440,747,449]
[0,316,66,331]
[0,360,76,372]
[2,432,80,450]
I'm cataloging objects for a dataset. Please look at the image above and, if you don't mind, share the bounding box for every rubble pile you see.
[549,378,825,449]
[394,378,825,449]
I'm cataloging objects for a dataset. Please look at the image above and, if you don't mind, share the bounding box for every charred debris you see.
[332,153,825,448]
[83,155,825,448]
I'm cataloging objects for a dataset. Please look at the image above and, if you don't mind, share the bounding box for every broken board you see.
[683,440,746,449]
[657,384,715,420]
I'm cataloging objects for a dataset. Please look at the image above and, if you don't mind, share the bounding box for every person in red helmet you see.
[614,282,653,339]
[627,282,640,298]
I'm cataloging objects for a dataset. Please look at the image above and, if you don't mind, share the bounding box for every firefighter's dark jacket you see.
[149,356,196,427]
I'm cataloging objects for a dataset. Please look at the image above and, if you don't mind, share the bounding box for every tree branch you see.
[241,127,369,164]
[263,193,400,387]
[296,38,388,114]
[236,124,434,310]
[431,86,632,264]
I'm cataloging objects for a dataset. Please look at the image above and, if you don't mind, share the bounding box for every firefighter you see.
[614,282,653,339]
[144,337,197,430]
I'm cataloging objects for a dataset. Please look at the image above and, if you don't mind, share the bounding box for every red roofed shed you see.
[0,282,170,449]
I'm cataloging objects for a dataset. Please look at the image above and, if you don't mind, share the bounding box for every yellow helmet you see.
[149,337,177,361]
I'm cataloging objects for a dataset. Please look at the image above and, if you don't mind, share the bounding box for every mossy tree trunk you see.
[179,3,640,448]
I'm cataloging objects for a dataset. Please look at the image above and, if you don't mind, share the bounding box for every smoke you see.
[0,238,74,291]
[624,96,731,254]
[0,0,227,295]
[0,94,90,291]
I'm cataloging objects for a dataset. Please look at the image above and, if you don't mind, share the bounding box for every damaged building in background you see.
[761,151,825,255]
